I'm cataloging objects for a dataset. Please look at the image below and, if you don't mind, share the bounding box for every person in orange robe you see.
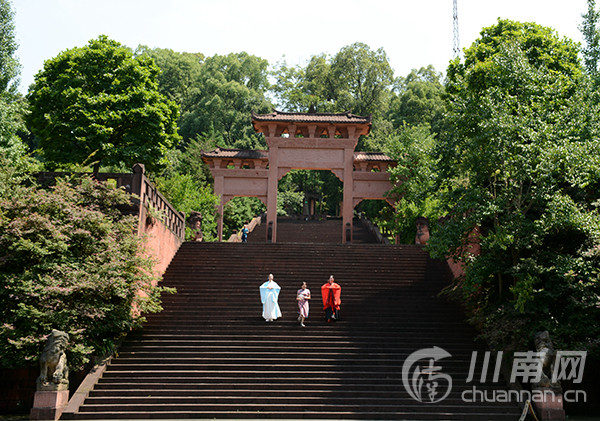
[321,275,341,322]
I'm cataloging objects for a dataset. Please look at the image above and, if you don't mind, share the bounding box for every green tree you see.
[387,66,446,134]
[272,54,338,113]
[386,124,441,243]
[154,171,219,241]
[0,93,26,160]
[0,0,19,97]
[176,133,218,186]
[178,52,273,148]
[0,0,28,163]
[26,36,181,173]
[222,197,265,239]
[135,46,204,119]
[272,43,394,120]
[0,174,173,369]
[278,169,343,216]
[330,42,394,118]
[580,0,600,76]
[433,19,600,352]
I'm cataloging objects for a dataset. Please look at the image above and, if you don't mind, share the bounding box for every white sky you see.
[13,0,589,95]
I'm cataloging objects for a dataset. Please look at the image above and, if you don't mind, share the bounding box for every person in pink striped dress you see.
[296,282,311,327]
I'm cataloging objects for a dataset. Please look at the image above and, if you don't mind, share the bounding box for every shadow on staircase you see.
[62,242,522,420]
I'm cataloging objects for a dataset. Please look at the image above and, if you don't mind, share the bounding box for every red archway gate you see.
[202,111,397,242]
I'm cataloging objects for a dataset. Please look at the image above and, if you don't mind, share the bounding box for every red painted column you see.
[266,145,278,242]
[214,175,224,242]
[342,145,354,243]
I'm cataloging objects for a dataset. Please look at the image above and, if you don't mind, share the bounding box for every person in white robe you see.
[259,273,282,322]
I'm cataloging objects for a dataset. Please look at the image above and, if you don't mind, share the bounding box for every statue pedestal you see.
[532,387,565,421]
[29,389,69,421]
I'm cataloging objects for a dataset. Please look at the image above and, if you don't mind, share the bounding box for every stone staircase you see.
[63,233,522,419]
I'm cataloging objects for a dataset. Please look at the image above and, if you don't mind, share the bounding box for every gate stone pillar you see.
[266,145,279,242]
[342,145,354,243]
[214,174,225,242]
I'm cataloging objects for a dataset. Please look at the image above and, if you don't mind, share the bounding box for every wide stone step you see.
[88,388,485,398]
[73,401,518,413]
[80,396,518,411]
[66,410,519,420]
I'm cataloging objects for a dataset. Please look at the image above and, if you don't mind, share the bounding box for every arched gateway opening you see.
[278,169,343,218]
[202,110,397,243]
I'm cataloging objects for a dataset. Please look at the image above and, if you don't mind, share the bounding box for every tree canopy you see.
[272,42,394,120]
[431,19,600,352]
[0,0,19,97]
[580,0,600,76]
[26,36,181,173]
[134,46,204,119]
[0,0,28,163]
[177,52,273,148]
[0,174,173,369]
[387,66,446,134]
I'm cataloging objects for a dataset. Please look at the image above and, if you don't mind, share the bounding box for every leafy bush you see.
[277,190,304,216]
[431,20,600,355]
[223,197,265,238]
[0,175,172,369]
[154,171,220,241]
[386,124,442,243]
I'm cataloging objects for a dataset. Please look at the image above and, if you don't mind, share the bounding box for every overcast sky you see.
[13,0,589,95]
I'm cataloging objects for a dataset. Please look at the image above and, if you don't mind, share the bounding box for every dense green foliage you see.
[134,46,204,118]
[177,52,272,148]
[26,36,181,173]
[0,174,173,369]
[222,197,265,239]
[386,124,441,243]
[0,95,27,160]
[387,66,446,134]
[0,0,19,96]
[273,42,394,121]
[0,0,28,163]
[581,0,600,76]
[154,170,220,241]
[430,19,600,353]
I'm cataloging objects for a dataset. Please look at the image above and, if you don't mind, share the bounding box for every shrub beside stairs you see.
[63,222,521,420]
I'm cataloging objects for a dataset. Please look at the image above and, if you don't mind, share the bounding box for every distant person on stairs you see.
[259,274,282,322]
[241,224,249,242]
[321,275,341,322]
[296,282,311,327]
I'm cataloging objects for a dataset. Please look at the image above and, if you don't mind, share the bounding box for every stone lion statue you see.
[37,329,70,390]
[415,217,430,245]
[188,211,203,242]
[534,330,558,388]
